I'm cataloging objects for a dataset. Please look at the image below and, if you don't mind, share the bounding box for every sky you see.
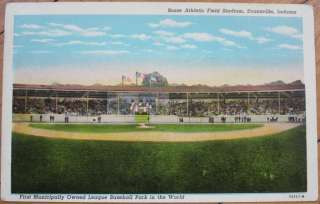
[13,15,304,86]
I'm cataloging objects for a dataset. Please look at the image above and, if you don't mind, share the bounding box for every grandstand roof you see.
[13,82,305,93]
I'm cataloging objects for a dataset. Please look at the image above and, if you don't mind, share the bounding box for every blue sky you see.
[13,15,304,86]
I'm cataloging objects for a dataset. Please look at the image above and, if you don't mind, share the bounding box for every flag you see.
[136,72,145,79]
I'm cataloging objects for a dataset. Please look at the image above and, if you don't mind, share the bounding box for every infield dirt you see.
[13,123,300,142]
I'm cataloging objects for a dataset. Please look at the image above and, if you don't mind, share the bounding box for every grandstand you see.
[12,81,306,123]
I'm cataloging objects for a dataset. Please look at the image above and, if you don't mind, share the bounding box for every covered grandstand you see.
[12,81,305,123]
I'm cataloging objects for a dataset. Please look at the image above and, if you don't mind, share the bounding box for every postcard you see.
[1,2,318,202]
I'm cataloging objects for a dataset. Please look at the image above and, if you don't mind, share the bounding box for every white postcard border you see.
[1,2,318,202]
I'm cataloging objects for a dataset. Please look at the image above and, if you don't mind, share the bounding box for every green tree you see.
[142,72,168,87]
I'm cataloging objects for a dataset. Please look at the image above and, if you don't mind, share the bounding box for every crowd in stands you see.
[166,98,305,116]
[13,96,305,116]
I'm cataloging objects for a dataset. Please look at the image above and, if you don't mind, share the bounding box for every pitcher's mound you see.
[137,123,155,129]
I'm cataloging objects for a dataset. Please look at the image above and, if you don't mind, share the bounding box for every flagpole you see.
[122,75,124,87]
[136,72,138,86]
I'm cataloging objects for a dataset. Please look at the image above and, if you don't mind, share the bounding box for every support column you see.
[156,93,159,114]
[55,92,58,113]
[278,92,281,114]
[136,72,138,86]
[117,94,120,115]
[106,93,109,114]
[86,93,89,115]
[186,92,189,117]
[247,92,250,113]
[217,93,220,115]
[24,89,28,113]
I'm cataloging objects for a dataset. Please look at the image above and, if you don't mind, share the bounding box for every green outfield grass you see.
[29,123,262,133]
[135,114,149,123]
[12,126,306,193]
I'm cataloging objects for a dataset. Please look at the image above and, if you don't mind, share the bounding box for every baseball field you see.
[11,123,306,193]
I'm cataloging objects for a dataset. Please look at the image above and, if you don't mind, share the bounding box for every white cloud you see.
[148,23,160,28]
[20,24,44,29]
[47,23,61,27]
[21,29,72,37]
[31,38,55,43]
[102,26,112,31]
[219,28,253,39]
[153,42,164,46]
[109,34,126,38]
[48,23,106,37]
[149,18,192,28]
[130,34,151,40]
[110,41,129,46]
[292,34,302,39]
[163,36,186,44]
[181,44,197,49]
[267,25,297,35]
[278,44,301,50]
[183,32,243,48]
[183,32,216,42]
[220,28,272,44]
[54,40,107,46]
[166,45,179,50]
[265,25,302,39]
[51,23,82,32]
[79,50,129,55]
[221,40,237,47]
[160,19,192,28]
[31,22,109,37]
[255,37,272,44]
[81,30,106,37]
[153,30,175,37]
[153,30,185,44]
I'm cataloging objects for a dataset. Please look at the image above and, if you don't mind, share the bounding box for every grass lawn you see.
[29,123,262,133]
[135,115,149,123]
[12,126,306,193]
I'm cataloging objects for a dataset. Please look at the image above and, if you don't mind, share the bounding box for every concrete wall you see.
[14,114,135,123]
[13,113,304,124]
